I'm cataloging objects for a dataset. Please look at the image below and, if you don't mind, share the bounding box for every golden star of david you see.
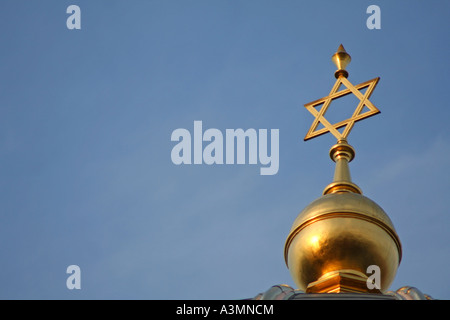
[304,76,380,141]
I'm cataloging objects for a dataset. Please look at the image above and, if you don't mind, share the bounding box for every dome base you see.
[306,270,381,294]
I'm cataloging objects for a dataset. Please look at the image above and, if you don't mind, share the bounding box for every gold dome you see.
[284,141,402,293]
[284,192,402,293]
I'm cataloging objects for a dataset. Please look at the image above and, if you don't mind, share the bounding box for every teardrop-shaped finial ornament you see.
[331,44,351,78]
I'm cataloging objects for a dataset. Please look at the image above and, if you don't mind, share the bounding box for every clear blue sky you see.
[0,0,449,299]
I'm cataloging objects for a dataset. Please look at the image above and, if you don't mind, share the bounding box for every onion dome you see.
[284,140,401,293]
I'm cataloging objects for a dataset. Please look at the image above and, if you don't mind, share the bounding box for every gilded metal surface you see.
[284,208,401,292]
[285,45,402,294]
[306,269,381,294]
[284,191,402,293]
[304,76,380,141]
[303,45,380,142]
[323,140,362,195]
[286,192,398,237]
[285,142,402,292]
[331,44,351,77]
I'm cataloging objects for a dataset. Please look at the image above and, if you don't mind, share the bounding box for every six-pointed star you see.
[304,76,380,141]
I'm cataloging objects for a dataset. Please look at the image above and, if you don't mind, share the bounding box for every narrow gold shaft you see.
[323,140,362,195]
[333,157,352,182]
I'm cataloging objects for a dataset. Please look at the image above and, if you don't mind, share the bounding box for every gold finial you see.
[284,46,402,294]
[332,44,351,78]
[303,45,380,142]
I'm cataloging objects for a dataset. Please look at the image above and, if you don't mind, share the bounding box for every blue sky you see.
[0,1,449,299]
